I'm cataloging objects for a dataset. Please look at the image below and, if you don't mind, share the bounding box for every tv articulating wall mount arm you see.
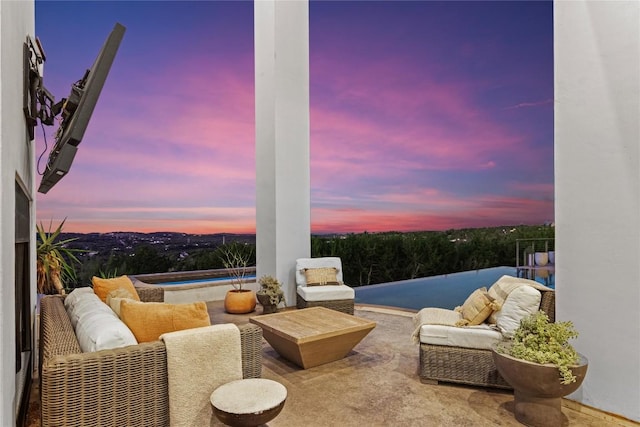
[23,35,55,141]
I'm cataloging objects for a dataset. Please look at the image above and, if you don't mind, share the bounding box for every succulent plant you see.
[498,310,580,384]
[257,275,285,306]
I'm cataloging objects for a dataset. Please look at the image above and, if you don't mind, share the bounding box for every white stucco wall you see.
[255,0,310,305]
[0,0,37,424]
[0,0,636,423]
[554,1,640,422]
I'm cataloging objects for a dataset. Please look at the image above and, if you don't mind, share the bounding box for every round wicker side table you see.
[210,378,287,427]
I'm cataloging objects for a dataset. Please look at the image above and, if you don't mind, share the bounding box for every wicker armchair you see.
[39,287,263,427]
[295,257,355,314]
[419,288,555,389]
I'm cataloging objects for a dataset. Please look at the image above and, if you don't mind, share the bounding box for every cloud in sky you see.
[35,0,553,234]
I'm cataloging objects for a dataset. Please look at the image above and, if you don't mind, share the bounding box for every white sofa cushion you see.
[66,291,109,329]
[64,286,95,311]
[75,305,138,352]
[419,323,503,350]
[297,284,355,301]
[65,288,138,352]
[495,285,542,338]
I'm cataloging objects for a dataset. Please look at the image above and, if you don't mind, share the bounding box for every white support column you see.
[555,0,640,422]
[255,0,310,306]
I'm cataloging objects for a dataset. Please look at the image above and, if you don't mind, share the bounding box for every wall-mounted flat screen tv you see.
[38,23,126,194]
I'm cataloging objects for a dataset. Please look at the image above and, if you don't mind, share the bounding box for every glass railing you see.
[515,238,555,287]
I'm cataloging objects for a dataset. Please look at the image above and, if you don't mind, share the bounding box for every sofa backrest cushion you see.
[64,286,95,310]
[494,285,542,338]
[487,275,551,324]
[66,290,138,352]
[92,275,141,303]
[108,296,131,318]
[106,288,138,318]
[66,290,110,329]
[120,300,211,343]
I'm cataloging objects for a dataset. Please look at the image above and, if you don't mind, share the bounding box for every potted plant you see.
[218,242,256,314]
[36,219,84,295]
[256,275,285,314]
[492,311,588,427]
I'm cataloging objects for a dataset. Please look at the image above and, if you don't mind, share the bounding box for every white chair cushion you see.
[295,257,344,286]
[487,275,551,324]
[297,284,355,301]
[419,323,503,350]
[495,285,542,338]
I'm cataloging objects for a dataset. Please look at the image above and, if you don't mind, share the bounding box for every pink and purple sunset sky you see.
[35,1,553,235]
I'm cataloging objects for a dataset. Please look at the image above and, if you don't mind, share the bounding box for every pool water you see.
[354,266,554,311]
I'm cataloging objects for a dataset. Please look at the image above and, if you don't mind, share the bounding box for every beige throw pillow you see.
[106,288,137,318]
[455,287,497,326]
[304,267,340,286]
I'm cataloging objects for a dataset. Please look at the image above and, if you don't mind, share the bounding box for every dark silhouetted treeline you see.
[310,226,554,286]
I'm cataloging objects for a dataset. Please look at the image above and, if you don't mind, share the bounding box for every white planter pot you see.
[548,251,555,264]
[534,252,549,266]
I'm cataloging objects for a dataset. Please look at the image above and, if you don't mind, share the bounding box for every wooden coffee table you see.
[250,307,376,369]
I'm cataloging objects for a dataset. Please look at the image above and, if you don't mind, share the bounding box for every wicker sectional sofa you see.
[39,287,263,427]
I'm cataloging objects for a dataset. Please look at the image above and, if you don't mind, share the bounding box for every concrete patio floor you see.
[27,301,635,426]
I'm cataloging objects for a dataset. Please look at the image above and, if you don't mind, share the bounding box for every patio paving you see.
[209,302,630,427]
[26,301,633,426]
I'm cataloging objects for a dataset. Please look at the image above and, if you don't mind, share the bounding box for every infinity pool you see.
[354,266,554,311]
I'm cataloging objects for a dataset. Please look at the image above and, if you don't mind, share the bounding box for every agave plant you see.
[36,219,84,295]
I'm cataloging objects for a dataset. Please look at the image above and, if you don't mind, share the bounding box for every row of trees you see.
[68,225,554,288]
[311,226,554,286]
[74,242,255,286]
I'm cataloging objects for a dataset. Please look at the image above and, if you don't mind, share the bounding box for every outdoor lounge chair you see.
[295,257,355,314]
[414,275,556,389]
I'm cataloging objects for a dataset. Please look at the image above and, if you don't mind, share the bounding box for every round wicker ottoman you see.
[210,378,287,427]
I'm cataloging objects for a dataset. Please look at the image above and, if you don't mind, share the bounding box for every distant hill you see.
[54,225,554,288]
[60,231,255,254]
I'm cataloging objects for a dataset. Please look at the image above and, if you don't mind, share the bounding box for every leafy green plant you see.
[256,275,285,306]
[36,219,84,295]
[498,311,580,384]
[218,242,255,290]
[98,268,120,279]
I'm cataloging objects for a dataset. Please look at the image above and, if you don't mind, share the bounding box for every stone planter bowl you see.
[256,293,278,314]
[492,349,588,427]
